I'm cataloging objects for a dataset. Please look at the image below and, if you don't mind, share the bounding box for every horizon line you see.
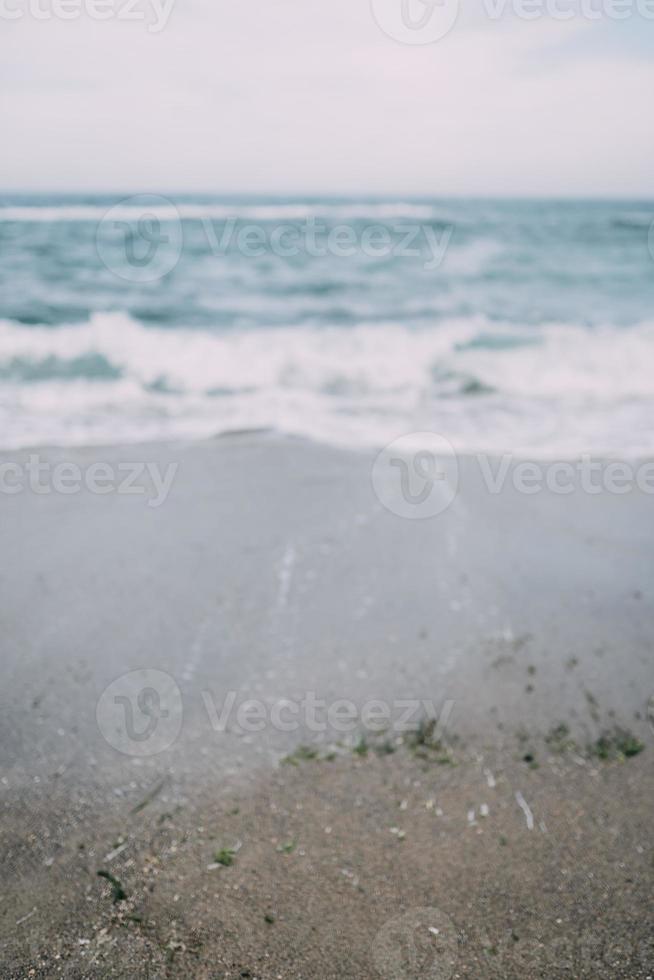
[1,190,653,203]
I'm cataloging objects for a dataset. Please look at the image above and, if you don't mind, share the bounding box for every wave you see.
[1,312,653,399]
[0,202,440,224]
[1,313,653,455]
[611,212,654,230]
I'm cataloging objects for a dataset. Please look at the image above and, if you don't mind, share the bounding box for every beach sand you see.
[1,434,652,976]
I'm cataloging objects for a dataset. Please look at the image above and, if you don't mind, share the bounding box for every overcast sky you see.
[2,0,653,196]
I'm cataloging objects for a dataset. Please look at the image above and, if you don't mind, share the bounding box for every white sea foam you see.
[0,202,439,224]
[1,312,653,455]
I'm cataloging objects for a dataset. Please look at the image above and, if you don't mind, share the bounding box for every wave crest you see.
[1,312,653,455]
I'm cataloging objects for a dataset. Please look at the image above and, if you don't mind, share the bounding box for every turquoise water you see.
[1,195,653,453]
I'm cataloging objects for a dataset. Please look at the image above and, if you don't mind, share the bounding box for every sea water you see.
[1,195,652,455]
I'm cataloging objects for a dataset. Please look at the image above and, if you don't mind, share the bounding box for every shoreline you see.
[2,425,654,459]
[2,434,652,784]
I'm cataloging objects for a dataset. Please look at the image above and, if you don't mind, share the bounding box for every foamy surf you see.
[1,312,653,456]
[2,195,653,454]
[0,202,439,224]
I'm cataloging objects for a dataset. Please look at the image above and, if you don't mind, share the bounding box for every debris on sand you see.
[130,778,167,815]
[96,869,127,903]
[104,841,128,862]
[515,791,534,831]
[281,745,320,766]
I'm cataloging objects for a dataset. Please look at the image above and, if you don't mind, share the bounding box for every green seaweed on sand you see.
[590,728,645,761]
[97,869,127,903]
[130,778,167,815]
[407,717,438,748]
[375,739,397,756]
[545,723,575,754]
[214,848,236,867]
[406,718,455,764]
[281,745,319,766]
[585,690,601,722]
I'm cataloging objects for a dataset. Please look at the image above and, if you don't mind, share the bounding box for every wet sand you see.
[1,433,652,976]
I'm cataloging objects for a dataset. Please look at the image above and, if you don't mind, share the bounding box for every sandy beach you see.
[1,433,652,976]
[5,0,654,972]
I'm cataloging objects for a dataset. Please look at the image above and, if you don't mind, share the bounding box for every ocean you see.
[1,194,653,455]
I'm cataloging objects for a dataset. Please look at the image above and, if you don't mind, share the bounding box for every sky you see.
[2,0,653,196]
